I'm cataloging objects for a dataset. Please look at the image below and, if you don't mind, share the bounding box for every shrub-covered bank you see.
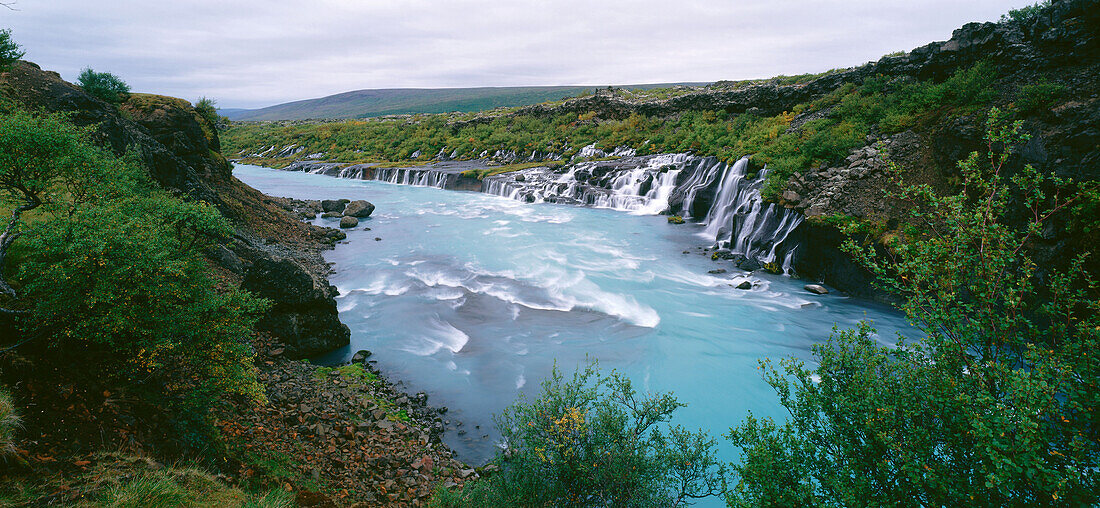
[0,58,472,507]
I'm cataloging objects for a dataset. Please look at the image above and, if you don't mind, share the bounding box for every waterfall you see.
[482,154,686,213]
[373,167,453,188]
[699,157,802,273]
[277,151,804,274]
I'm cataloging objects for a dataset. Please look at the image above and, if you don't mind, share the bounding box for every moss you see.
[313,364,379,384]
[667,216,685,224]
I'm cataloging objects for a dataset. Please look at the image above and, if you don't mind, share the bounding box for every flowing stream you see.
[234,163,911,498]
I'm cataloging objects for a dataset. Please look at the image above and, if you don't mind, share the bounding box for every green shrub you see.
[432,362,724,507]
[194,97,219,126]
[77,68,131,103]
[1001,0,1052,24]
[1016,79,1065,113]
[0,28,24,71]
[0,109,268,447]
[728,109,1100,505]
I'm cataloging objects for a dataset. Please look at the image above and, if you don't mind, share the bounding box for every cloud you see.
[3,0,1029,108]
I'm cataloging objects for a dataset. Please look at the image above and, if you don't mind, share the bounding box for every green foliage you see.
[727,109,1099,505]
[0,109,269,447]
[1001,1,1053,24]
[314,364,379,384]
[1016,79,1065,113]
[0,387,20,457]
[433,362,724,507]
[77,68,131,103]
[0,28,24,71]
[194,97,219,126]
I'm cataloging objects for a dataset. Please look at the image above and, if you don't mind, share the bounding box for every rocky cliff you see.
[0,61,350,358]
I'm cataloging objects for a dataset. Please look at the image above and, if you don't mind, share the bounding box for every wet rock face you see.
[242,258,350,358]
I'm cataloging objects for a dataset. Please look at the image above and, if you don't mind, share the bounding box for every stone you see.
[344,200,375,218]
[738,258,762,272]
[339,215,359,228]
[667,215,685,224]
[804,284,829,295]
[321,211,342,218]
[351,350,372,363]
[736,280,753,290]
[321,199,346,213]
[707,268,727,274]
[782,190,801,203]
[514,174,526,182]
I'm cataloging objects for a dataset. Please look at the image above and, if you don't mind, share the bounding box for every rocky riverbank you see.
[218,334,477,507]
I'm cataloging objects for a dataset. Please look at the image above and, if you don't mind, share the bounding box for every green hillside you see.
[222,84,701,121]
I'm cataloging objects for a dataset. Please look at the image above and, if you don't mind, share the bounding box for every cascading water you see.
[482,154,686,213]
[283,151,804,274]
[699,157,802,273]
[373,167,452,188]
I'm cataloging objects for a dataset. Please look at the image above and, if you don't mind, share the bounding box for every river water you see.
[234,163,911,487]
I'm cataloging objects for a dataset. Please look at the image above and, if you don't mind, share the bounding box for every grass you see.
[460,160,566,180]
[0,452,294,508]
[0,387,21,458]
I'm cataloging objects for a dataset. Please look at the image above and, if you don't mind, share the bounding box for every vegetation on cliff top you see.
[77,68,132,103]
[223,60,1004,201]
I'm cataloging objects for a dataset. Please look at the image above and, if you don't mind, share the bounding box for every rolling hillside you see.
[222,84,701,121]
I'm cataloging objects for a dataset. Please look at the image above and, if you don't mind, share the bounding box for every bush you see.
[1001,1,1053,24]
[0,109,268,446]
[727,109,1100,505]
[194,97,219,126]
[1016,79,1065,113]
[77,68,131,103]
[0,28,24,71]
[432,362,724,507]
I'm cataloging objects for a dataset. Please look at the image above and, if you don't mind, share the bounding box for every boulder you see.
[321,199,346,213]
[736,280,753,290]
[242,257,350,358]
[804,284,829,295]
[351,350,372,363]
[667,215,685,224]
[343,200,375,218]
[321,211,342,218]
[738,258,762,272]
[339,216,359,228]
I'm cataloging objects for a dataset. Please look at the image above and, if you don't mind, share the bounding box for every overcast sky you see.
[3,0,1029,109]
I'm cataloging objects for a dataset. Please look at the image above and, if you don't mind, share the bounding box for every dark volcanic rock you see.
[321,199,346,213]
[241,255,350,358]
[343,200,375,218]
[339,216,359,228]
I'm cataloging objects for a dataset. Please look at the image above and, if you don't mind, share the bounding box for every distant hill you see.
[221,84,702,121]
